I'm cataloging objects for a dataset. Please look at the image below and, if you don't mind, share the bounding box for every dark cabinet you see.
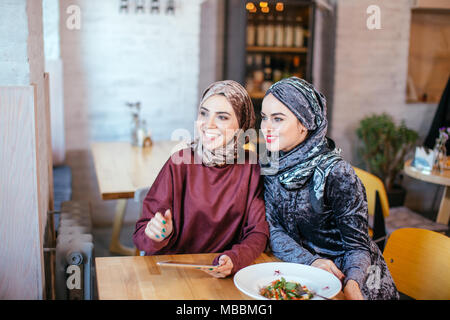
[224,0,316,128]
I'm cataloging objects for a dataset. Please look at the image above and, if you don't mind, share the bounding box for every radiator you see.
[55,201,95,300]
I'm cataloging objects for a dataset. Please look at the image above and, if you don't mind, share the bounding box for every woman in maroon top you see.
[133,80,269,278]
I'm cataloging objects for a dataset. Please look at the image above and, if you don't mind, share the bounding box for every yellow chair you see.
[353,167,390,220]
[353,167,389,246]
[383,228,450,300]
[353,167,448,249]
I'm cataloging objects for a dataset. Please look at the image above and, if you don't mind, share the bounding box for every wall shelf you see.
[246,46,308,54]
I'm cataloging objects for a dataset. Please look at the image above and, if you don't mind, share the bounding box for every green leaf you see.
[285,282,297,291]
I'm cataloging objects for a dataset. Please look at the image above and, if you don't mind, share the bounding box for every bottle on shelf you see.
[247,14,256,46]
[284,14,294,48]
[282,56,292,79]
[274,14,284,47]
[292,56,302,78]
[265,14,275,47]
[253,54,265,93]
[294,16,304,48]
[245,54,256,92]
[262,55,273,92]
[272,57,283,83]
[256,14,266,47]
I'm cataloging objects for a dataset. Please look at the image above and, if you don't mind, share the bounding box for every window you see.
[406,7,450,103]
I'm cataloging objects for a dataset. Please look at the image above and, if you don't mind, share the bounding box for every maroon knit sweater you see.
[133,148,269,274]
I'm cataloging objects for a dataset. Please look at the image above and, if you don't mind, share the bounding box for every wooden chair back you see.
[383,228,450,300]
[353,167,390,218]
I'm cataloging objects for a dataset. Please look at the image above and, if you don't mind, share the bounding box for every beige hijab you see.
[193,80,255,167]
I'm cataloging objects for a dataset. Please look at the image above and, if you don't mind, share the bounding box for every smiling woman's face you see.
[196,94,239,151]
[261,93,308,152]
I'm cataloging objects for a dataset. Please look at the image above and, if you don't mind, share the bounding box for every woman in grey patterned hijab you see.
[261,77,399,300]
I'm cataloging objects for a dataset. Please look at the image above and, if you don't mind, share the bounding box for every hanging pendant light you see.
[135,0,145,13]
[166,0,175,15]
[150,0,160,14]
[119,0,129,13]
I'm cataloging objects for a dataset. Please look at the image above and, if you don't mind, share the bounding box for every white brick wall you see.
[330,0,440,215]
[330,0,437,164]
[0,1,30,85]
[43,0,60,60]
[60,0,202,150]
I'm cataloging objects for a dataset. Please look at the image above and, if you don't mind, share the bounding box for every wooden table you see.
[404,159,450,225]
[95,252,345,300]
[91,141,186,255]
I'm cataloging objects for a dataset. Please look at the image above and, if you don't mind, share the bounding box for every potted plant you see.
[356,113,419,207]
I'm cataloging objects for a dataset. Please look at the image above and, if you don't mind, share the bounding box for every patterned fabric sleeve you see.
[264,185,321,265]
[325,160,372,289]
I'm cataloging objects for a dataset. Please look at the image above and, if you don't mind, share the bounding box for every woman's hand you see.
[144,209,173,242]
[203,255,233,278]
[311,258,345,281]
[343,280,364,300]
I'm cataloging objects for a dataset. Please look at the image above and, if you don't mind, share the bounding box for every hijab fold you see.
[192,80,255,167]
[261,77,342,190]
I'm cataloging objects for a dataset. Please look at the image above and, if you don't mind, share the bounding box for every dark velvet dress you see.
[263,138,399,300]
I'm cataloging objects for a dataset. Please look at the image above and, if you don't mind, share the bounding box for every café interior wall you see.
[198,0,225,101]
[60,0,202,151]
[329,0,440,217]
[312,1,337,132]
[58,0,442,216]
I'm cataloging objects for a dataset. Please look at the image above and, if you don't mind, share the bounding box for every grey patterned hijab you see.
[261,77,341,190]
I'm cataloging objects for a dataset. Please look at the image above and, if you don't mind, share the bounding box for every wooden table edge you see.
[404,159,450,187]
[100,192,135,200]
[94,253,346,300]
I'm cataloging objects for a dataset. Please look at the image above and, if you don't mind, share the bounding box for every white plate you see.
[233,262,342,300]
